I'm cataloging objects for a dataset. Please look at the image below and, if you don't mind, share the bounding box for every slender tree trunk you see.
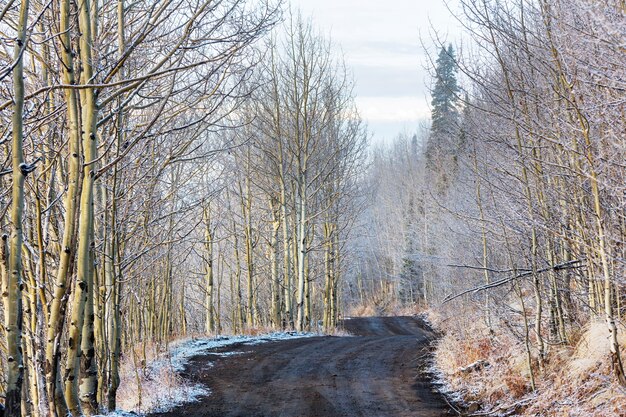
[45,0,81,414]
[280,187,293,329]
[304,248,311,330]
[269,197,281,328]
[180,284,187,336]
[295,178,307,331]
[216,253,223,334]
[323,222,333,329]
[204,205,215,334]
[79,244,98,414]
[229,267,237,334]
[65,0,99,412]
[104,0,125,409]
[23,251,41,417]
[5,1,29,415]
[94,183,107,407]
[332,227,340,327]
[239,179,255,328]
[233,220,244,331]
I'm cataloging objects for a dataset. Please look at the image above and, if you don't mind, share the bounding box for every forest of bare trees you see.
[357,0,626,414]
[1,0,625,415]
[0,0,368,415]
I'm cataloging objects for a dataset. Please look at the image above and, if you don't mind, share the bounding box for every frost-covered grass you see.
[110,331,316,416]
[428,307,626,417]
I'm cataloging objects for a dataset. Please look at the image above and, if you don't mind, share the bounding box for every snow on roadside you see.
[94,412,141,417]
[167,331,316,372]
[100,331,316,417]
[427,359,467,405]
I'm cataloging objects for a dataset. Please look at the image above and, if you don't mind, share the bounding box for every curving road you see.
[151,316,453,417]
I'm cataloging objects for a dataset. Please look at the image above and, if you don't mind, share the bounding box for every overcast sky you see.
[288,0,462,144]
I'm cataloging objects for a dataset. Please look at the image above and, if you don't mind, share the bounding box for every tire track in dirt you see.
[150,316,454,417]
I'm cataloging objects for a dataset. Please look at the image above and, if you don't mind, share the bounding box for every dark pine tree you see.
[430,44,460,137]
[399,197,423,303]
[426,44,461,192]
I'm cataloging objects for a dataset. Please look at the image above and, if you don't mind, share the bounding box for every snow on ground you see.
[427,361,467,406]
[102,331,317,416]
[167,331,316,372]
[94,412,140,417]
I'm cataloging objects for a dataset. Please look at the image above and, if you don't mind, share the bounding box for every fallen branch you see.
[468,396,535,416]
[443,259,584,304]
[459,359,489,374]
[447,264,531,274]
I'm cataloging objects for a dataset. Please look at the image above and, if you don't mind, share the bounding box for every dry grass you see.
[571,321,622,379]
[348,303,384,317]
[523,321,626,417]
[430,307,626,417]
[433,313,530,405]
[347,301,423,317]
[116,336,206,413]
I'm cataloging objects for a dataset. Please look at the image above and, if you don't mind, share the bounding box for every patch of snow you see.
[416,312,434,330]
[427,362,466,405]
[93,382,208,416]
[210,350,248,357]
[166,331,316,371]
[103,331,317,416]
[150,383,209,413]
[94,411,144,417]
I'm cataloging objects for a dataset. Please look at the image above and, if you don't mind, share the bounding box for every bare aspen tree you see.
[268,197,282,327]
[64,0,99,413]
[204,204,215,334]
[45,0,81,411]
[5,1,29,415]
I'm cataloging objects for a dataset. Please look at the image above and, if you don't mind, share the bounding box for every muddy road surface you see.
[151,316,454,417]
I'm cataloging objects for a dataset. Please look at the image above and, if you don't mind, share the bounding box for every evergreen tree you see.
[430,44,460,138]
[425,44,461,192]
[399,197,423,303]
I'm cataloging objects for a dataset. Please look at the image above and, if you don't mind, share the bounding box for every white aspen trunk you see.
[66,0,99,412]
[280,188,293,329]
[269,198,281,328]
[323,222,333,329]
[45,0,80,411]
[79,245,98,414]
[204,206,215,334]
[5,1,29,415]
[295,179,307,331]
[107,1,125,407]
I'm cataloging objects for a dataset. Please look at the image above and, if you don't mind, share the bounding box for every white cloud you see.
[356,96,430,123]
[288,0,460,143]
[347,49,420,70]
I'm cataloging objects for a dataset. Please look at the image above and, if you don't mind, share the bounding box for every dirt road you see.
[151,316,454,417]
